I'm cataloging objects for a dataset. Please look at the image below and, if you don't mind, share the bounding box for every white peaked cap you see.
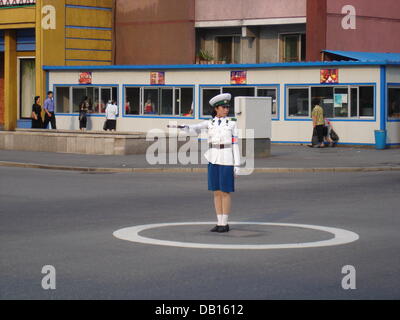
[209,93,232,107]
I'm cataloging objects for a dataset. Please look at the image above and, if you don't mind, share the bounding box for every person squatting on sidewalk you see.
[171,93,241,233]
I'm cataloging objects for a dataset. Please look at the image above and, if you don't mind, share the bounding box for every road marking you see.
[113,222,359,250]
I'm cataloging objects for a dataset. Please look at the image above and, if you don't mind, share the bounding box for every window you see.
[222,87,255,117]
[202,88,221,117]
[257,88,278,115]
[388,87,400,119]
[281,34,306,62]
[125,87,140,115]
[19,58,36,119]
[359,87,374,117]
[288,88,309,116]
[215,36,241,64]
[288,85,374,119]
[55,87,70,113]
[201,86,278,117]
[54,86,118,114]
[124,86,194,117]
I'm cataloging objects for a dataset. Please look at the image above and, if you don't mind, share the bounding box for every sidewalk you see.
[1,145,399,173]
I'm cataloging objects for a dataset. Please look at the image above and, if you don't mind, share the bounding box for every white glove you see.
[234,167,240,176]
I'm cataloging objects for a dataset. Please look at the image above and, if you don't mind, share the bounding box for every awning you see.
[323,50,400,63]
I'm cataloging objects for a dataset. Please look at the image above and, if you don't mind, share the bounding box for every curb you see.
[1,161,400,173]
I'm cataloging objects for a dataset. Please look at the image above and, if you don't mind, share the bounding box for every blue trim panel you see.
[65,37,112,42]
[65,5,112,11]
[66,48,112,52]
[380,66,387,130]
[65,25,112,31]
[43,61,400,71]
[1,28,35,52]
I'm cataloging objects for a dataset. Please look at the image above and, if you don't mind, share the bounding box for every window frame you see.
[279,32,306,63]
[285,83,376,121]
[53,84,119,116]
[388,84,400,121]
[213,34,242,64]
[199,84,280,120]
[123,85,195,119]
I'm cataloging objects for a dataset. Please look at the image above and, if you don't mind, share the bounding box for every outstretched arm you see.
[168,120,208,135]
[232,122,241,168]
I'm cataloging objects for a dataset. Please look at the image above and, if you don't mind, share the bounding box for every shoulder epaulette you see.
[230,117,237,121]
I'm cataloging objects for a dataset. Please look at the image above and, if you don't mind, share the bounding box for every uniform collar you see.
[214,116,227,120]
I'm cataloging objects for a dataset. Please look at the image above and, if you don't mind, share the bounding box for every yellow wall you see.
[1,0,114,130]
[64,0,114,65]
[0,7,36,30]
[3,31,17,131]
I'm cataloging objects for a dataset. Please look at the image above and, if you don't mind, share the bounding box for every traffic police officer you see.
[182,93,241,233]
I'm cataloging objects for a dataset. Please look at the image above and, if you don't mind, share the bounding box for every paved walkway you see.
[0,145,399,172]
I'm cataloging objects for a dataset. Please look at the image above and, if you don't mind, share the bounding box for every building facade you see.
[115,0,400,65]
[45,60,400,146]
[0,0,115,130]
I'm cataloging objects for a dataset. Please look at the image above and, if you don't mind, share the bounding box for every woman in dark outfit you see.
[79,96,89,131]
[31,96,43,129]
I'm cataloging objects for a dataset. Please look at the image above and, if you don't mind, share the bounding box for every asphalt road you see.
[1,167,399,300]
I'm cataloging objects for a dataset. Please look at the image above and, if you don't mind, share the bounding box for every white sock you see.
[221,214,229,226]
[217,214,223,226]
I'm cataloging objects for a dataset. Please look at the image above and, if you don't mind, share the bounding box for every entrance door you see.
[19,58,36,119]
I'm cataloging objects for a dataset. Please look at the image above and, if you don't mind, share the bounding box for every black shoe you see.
[218,225,230,233]
[210,225,220,232]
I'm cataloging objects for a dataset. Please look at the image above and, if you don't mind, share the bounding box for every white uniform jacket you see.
[186,117,240,167]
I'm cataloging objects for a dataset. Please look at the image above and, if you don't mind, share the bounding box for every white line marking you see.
[113,222,359,250]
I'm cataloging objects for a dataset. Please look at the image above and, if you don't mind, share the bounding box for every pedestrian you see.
[105,100,118,131]
[31,96,43,129]
[144,98,155,114]
[311,98,325,148]
[323,118,334,147]
[79,96,89,131]
[169,93,241,233]
[43,91,56,129]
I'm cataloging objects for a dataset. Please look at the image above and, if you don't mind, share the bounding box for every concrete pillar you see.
[4,30,17,131]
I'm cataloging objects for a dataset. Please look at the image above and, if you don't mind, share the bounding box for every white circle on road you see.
[113,222,359,250]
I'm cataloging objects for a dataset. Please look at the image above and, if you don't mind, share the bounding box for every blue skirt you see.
[208,163,235,193]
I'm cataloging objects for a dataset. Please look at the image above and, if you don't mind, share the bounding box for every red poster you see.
[150,72,165,85]
[320,69,339,84]
[79,72,92,85]
[231,71,247,85]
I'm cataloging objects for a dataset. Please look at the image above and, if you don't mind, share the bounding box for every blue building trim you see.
[65,37,112,42]
[65,4,112,11]
[65,25,112,31]
[380,66,387,131]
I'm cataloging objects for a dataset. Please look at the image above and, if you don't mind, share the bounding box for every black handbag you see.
[103,120,108,131]
[330,129,339,142]
[311,127,319,146]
